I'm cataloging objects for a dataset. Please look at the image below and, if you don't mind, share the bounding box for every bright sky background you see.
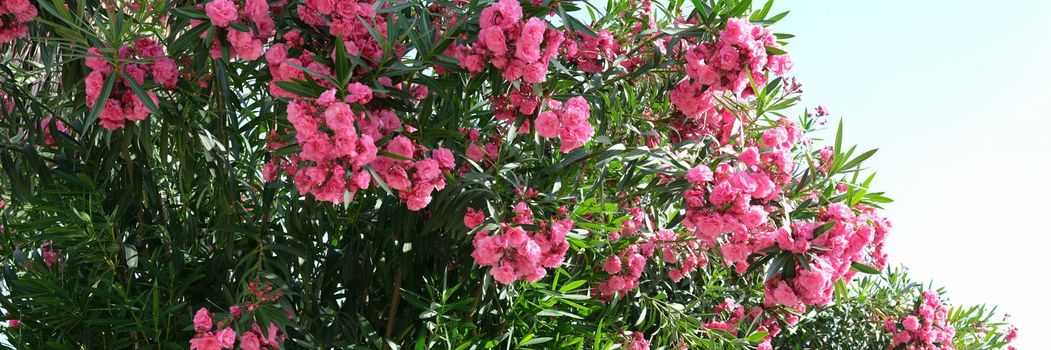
[775,0,1051,347]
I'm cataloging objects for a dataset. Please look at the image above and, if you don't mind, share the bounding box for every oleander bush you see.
[0,0,1017,348]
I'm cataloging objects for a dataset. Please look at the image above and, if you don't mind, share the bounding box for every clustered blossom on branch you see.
[672,116,889,310]
[565,29,623,73]
[84,39,178,130]
[534,96,595,152]
[646,228,706,283]
[670,17,791,141]
[470,204,573,284]
[0,0,35,43]
[595,245,647,299]
[266,86,457,209]
[190,308,236,350]
[764,202,889,308]
[190,281,287,350]
[297,0,386,62]
[883,290,956,350]
[202,0,278,60]
[449,0,563,84]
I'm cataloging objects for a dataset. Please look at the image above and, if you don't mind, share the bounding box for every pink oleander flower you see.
[193,307,213,333]
[0,0,36,44]
[216,327,236,348]
[565,29,622,73]
[84,41,174,130]
[151,57,179,88]
[228,29,264,61]
[533,97,593,152]
[85,48,112,74]
[346,82,373,105]
[902,315,919,331]
[686,166,713,183]
[41,242,61,269]
[7,319,19,328]
[240,331,261,350]
[205,0,239,28]
[464,207,485,229]
[534,111,560,138]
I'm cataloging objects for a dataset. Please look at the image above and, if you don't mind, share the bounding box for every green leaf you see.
[275,80,325,99]
[766,253,788,282]
[558,280,587,293]
[834,118,844,156]
[521,337,553,346]
[851,262,881,275]
[745,331,769,343]
[765,46,787,55]
[124,76,158,114]
[334,37,351,84]
[170,7,209,20]
[536,309,582,319]
[811,221,836,239]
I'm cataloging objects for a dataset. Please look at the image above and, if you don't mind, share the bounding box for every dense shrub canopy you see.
[0,0,1016,349]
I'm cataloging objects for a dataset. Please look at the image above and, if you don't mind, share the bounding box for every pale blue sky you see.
[776,0,1051,347]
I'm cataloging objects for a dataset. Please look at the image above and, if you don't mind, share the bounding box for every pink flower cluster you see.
[883,291,956,350]
[680,162,777,272]
[84,39,177,130]
[595,244,646,299]
[679,121,803,254]
[270,85,455,209]
[203,0,276,60]
[492,87,540,128]
[264,34,328,99]
[190,308,283,350]
[645,228,706,283]
[464,207,485,228]
[279,92,379,202]
[702,298,746,333]
[701,299,781,350]
[235,323,283,350]
[369,135,456,210]
[534,96,594,152]
[297,0,386,63]
[470,206,572,284]
[564,29,623,73]
[623,331,649,350]
[269,82,456,210]
[763,203,889,308]
[450,0,563,83]
[190,281,286,350]
[671,18,791,120]
[0,0,35,43]
[674,117,890,310]
[190,308,236,350]
[589,207,662,299]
